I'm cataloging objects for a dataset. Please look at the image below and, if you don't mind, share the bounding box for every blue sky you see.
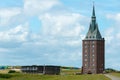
[0,0,120,70]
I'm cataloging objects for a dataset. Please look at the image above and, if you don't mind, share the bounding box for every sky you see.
[0,0,120,70]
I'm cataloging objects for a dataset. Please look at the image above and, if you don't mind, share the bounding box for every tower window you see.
[84,41,87,44]
[99,68,103,70]
[85,45,87,48]
[84,59,87,61]
[85,50,87,53]
[93,69,95,71]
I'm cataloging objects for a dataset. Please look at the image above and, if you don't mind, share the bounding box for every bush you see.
[0,74,12,78]
[105,68,116,73]
[116,71,120,73]
[8,70,16,73]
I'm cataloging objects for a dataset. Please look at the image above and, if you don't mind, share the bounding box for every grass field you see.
[61,69,81,75]
[0,69,110,80]
[0,69,9,74]
[109,73,120,77]
[0,73,110,80]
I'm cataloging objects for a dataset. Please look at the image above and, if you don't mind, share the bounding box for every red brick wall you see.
[82,39,105,74]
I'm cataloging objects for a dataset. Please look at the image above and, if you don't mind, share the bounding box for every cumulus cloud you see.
[39,13,85,37]
[1,0,120,69]
[24,0,61,16]
[0,0,88,67]
[0,23,30,48]
[104,13,120,70]
[0,23,29,42]
[107,13,120,22]
[105,13,120,44]
[0,8,22,26]
[104,27,114,44]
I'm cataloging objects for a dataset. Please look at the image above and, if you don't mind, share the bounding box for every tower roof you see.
[92,5,95,17]
[85,5,102,40]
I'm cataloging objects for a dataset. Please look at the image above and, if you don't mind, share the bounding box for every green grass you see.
[0,73,110,80]
[61,69,81,75]
[109,73,120,77]
[0,69,9,74]
[0,69,110,80]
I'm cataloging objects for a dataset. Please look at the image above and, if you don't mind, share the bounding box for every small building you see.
[21,65,60,75]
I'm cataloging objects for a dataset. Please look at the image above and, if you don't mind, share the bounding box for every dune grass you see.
[0,69,110,80]
[61,69,81,75]
[0,69,9,74]
[0,73,110,80]
[109,73,120,77]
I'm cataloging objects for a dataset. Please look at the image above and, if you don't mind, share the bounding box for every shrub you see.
[8,70,16,73]
[115,71,120,73]
[105,68,116,73]
[0,74,12,78]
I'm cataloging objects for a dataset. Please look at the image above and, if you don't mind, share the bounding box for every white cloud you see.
[107,13,120,22]
[66,40,80,46]
[0,23,29,42]
[104,13,120,70]
[24,0,60,16]
[0,8,22,26]
[105,13,120,44]
[116,33,120,40]
[0,48,9,53]
[0,0,119,70]
[0,0,88,67]
[39,13,86,37]
[104,27,114,44]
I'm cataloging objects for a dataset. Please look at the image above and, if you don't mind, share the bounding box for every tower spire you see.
[85,4,102,40]
[92,1,95,17]
[91,2,96,32]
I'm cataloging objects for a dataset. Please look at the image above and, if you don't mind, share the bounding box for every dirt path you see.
[104,74,120,80]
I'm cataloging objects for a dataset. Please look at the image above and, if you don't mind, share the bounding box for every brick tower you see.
[82,5,105,74]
